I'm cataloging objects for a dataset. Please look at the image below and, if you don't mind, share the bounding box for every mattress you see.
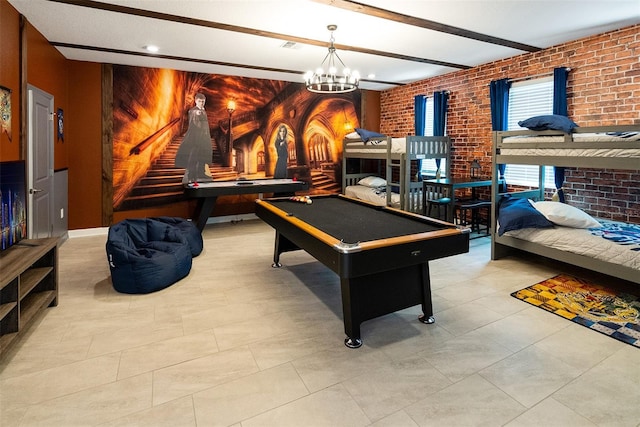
[503,219,640,270]
[344,137,408,154]
[344,185,400,208]
[500,132,640,158]
[502,132,640,144]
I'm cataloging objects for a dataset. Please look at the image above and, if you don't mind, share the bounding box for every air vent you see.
[280,41,299,49]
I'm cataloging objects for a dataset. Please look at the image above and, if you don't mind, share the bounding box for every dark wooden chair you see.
[456,199,492,236]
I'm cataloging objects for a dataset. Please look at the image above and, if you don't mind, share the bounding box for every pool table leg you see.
[340,277,363,348]
[271,232,301,268]
[340,263,435,348]
[418,262,435,324]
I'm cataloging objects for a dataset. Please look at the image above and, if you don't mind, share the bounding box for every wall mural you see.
[112,65,361,212]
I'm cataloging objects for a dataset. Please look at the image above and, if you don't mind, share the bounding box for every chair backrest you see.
[423,183,451,201]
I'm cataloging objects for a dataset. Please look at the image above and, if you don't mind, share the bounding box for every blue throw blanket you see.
[591,222,640,251]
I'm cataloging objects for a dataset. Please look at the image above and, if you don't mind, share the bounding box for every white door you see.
[27,85,54,239]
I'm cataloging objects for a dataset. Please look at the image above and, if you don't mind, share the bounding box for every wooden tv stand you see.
[0,237,59,360]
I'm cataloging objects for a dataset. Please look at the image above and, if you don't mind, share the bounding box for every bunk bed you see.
[491,125,640,284]
[342,134,451,213]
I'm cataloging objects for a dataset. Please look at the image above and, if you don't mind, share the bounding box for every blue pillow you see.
[497,197,554,236]
[518,115,578,133]
[355,128,386,142]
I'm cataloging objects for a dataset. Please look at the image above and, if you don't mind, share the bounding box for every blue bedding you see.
[591,221,640,251]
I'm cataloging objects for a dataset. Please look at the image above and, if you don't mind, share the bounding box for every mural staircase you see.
[117,136,234,211]
[117,137,342,210]
[310,169,341,193]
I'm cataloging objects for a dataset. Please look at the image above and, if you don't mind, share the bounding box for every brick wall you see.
[380,24,640,223]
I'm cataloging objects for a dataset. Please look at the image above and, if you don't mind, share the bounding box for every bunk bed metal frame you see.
[342,135,451,213]
[491,125,640,284]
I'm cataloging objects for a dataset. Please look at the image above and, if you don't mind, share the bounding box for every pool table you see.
[184,178,309,231]
[255,194,470,348]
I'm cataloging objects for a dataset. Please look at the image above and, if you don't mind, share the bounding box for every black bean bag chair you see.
[150,216,203,256]
[106,218,193,294]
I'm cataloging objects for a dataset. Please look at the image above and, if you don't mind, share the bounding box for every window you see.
[505,77,556,188]
[420,97,447,176]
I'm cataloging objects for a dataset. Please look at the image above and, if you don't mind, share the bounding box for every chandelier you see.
[304,25,360,94]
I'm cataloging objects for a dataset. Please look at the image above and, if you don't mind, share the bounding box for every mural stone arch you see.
[247,134,265,175]
[295,97,358,183]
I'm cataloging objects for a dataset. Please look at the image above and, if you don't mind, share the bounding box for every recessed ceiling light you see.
[144,45,159,53]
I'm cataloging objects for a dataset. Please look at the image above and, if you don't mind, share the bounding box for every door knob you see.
[29,188,43,194]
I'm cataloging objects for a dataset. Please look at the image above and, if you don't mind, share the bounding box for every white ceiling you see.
[8,0,640,91]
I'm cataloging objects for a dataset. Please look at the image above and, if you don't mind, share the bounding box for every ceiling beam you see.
[315,0,541,53]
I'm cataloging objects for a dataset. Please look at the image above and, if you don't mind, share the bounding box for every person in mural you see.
[175,92,213,182]
[274,124,289,179]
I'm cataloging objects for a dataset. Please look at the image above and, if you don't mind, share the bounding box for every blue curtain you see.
[414,95,427,179]
[489,79,510,131]
[553,67,569,116]
[489,78,511,190]
[414,95,426,136]
[433,91,448,136]
[553,67,569,202]
[433,91,449,173]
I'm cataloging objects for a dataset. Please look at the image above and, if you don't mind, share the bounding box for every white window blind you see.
[424,98,434,137]
[505,77,556,188]
[420,97,447,176]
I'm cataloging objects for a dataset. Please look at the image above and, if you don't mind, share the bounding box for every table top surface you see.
[185,178,305,189]
[258,195,457,245]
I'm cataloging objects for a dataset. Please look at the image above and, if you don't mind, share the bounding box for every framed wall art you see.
[0,85,12,142]
[57,108,64,141]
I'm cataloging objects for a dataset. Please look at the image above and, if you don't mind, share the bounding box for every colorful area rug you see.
[511,274,640,348]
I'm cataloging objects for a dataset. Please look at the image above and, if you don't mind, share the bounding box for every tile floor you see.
[1,219,639,426]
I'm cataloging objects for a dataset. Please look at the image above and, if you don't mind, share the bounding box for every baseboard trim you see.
[68,227,109,238]
[67,214,259,238]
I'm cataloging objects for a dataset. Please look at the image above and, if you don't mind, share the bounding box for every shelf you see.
[0,237,58,361]
[19,267,53,300]
[0,302,17,320]
[20,290,56,329]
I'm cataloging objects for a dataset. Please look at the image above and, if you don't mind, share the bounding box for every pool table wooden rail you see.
[256,196,465,254]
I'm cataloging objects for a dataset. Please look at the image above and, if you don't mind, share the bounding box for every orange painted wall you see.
[67,61,103,229]
[26,21,69,171]
[0,0,21,161]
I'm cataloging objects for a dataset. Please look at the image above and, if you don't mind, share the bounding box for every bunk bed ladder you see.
[386,156,402,208]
